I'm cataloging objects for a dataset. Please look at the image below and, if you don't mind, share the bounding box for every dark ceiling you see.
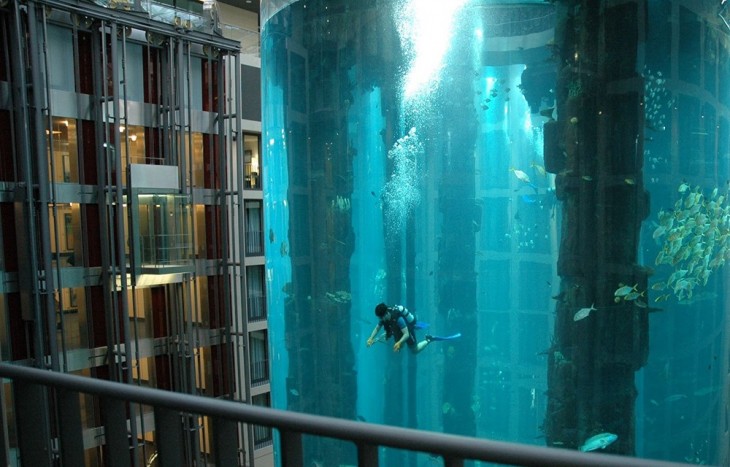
[219,0,260,15]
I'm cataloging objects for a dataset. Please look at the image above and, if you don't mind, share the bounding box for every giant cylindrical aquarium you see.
[261,0,730,465]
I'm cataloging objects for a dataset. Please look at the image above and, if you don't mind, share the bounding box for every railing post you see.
[444,456,465,467]
[212,416,239,465]
[14,379,52,466]
[57,388,85,466]
[280,430,303,467]
[101,396,131,467]
[357,443,379,466]
[154,406,184,467]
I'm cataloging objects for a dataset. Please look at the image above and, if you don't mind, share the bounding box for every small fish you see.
[530,161,547,176]
[651,281,666,291]
[579,433,618,452]
[652,225,666,240]
[269,228,275,243]
[654,293,670,303]
[581,175,593,181]
[614,283,638,297]
[663,394,687,403]
[510,167,531,184]
[623,290,645,301]
[573,303,596,322]
[624,178,636,185]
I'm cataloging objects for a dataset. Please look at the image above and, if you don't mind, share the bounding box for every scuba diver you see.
[366,303,460,354]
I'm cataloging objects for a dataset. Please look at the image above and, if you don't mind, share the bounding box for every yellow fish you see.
[530,161,547,177]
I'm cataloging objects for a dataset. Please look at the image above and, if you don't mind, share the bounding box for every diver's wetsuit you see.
[381,305,418,350]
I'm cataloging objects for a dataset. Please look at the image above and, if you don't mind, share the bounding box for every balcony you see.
[0,363,689,467]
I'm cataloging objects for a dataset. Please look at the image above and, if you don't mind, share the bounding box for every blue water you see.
[262,1,729,465]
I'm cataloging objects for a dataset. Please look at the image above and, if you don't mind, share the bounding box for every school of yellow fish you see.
[652,182,730,301]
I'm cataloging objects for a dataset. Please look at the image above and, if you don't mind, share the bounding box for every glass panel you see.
[47,118,79,183]
[137,194,193,266]
[194,277,210,326]
[192,132,205,187]
[194,204,207,259]
[49,203,82,268]
[261,1,730,465]
[128,288,154,341]
[120,125,147,165]
[47,25,75,92]
[56,287,88,351]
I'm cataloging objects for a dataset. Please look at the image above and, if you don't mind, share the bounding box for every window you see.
[244,201,263,256]
[243,134,261,190]
[49,203,82,268]
[249,330,269,386]
[246,266,266,322]
[252,393,272,448]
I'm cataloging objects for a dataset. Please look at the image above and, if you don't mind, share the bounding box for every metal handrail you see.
[0,363,691,467]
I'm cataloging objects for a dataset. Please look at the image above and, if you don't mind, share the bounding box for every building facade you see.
[0,0,270,465]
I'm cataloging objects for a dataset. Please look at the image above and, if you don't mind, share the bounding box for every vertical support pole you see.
[153,407,184,467]
[14,380,52,466]
[279,430,303,467]
[443,456,465,467]
[216,48,235,400]
[101,396,131,467]
[357,443,379,466]
[10,0,45,371]
[57,388,85,466]
[27,0,60,373]
[212,417,239,466]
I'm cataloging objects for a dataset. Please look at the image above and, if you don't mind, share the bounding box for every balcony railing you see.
[0,363,691,467]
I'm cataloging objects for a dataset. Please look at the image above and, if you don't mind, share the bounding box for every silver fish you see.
[579,433,618,452]
[573,304,596,322]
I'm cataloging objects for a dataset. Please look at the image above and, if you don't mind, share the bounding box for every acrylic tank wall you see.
[261,1,730,465]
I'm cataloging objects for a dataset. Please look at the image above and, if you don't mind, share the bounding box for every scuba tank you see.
[389,305,416,326]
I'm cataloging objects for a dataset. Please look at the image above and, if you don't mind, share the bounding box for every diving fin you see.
[427,333,461,342]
